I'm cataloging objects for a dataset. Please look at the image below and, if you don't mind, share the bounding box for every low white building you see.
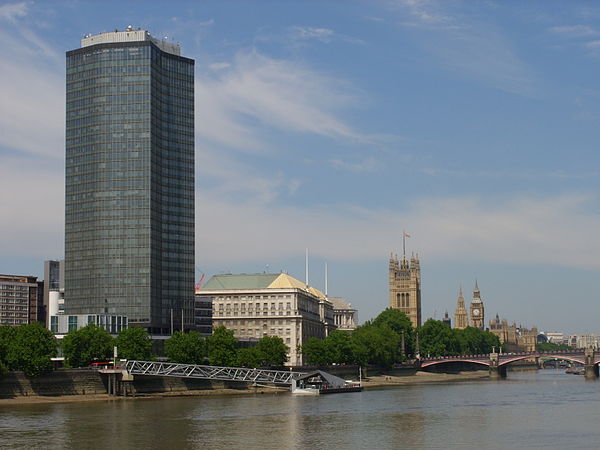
[198,273,336,366]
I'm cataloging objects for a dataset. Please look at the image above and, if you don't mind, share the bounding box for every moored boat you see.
[292,370,363,395]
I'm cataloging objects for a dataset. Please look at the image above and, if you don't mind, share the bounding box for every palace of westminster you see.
[388,252,537,352]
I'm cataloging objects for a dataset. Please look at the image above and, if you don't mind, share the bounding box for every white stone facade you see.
[199,274,336,366]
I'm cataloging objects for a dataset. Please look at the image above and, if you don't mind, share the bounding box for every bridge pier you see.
[584,348,598,380]
[489,352,507,379]
[489,364,507,379]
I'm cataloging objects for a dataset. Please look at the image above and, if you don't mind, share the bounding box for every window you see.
[50,316,59,333]
[68,316,78,332]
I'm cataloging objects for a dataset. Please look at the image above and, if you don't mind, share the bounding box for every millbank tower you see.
[64,28,195,334]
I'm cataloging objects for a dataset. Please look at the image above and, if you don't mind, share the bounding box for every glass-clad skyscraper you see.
[65,29,195,334]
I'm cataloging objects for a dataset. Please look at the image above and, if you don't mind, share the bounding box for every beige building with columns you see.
[328,297,358,331]
[198,273,335,366]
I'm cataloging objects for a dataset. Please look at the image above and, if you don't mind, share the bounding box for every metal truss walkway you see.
[124,360,307,385]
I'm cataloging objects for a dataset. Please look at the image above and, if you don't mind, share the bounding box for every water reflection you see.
[2,371,600,449]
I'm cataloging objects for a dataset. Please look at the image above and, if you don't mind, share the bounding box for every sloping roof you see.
[201,272,327,299]
[307,286,326,300]
[268,273,306,290]
[202,273,279,290]
[328,297,352,310]
[293,370,349,388]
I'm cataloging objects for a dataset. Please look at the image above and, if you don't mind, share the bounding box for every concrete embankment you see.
[0,369,286,405]
[0,365,495,405]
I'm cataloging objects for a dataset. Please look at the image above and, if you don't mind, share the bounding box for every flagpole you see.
[402,230,406,257]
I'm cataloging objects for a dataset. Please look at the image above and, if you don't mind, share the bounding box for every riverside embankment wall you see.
[0,370,278,399]
[0,370,108,398]
[0,364,422,399]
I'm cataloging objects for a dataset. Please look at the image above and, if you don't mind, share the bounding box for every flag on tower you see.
[403,232,411,238]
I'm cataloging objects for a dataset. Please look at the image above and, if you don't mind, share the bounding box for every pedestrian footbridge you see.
[124,360,307,385]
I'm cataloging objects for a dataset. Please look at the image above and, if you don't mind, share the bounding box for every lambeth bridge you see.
[419,348,600,379]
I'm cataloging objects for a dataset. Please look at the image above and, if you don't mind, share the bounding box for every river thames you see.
[1,370,599,449]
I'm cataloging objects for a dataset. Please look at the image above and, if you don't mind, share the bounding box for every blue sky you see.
[1,0,600,333]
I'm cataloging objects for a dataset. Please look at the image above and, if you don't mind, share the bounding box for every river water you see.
[1,370,599,449]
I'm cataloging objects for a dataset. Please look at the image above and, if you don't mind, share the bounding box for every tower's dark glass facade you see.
[65,31,194,333]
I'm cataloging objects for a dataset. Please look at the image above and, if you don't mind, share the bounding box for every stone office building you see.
[197,273,336,366]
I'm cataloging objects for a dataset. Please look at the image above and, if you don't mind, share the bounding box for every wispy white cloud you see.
[330,157,382,173]
[0,1,28,23]
[288,25,364,45]
[389,0,535,95]
[196,50,372,153]
[208,62,231,70]
[196,192,600,273]
[585,40,600,49]
[0,4,63,159]
[290,26,335,42]
[550,24,598,37]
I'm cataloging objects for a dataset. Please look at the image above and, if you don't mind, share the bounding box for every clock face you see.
[473,308,480,316]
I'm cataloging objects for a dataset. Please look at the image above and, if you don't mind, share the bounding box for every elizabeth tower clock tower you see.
[469,281,485,330]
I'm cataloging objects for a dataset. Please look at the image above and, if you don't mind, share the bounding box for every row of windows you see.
[67,102,149,119]
[67,114,151,128]
[0,305,28,310]
[0,291,29,298]
[67,83,149,101]
[67,63,150,81]
[0,285,29,290]
[68,74,151,90]
[0,296,29,302]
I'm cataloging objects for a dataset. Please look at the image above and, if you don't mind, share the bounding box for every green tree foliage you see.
[301,311,412,367]
[0,325,16,366]
[372,308,415,355]
[255,336,288,366]
[5,323,56,376]
[115,327,153,361]
[236,347,262,368]
[207,326,238,366]
[62,324,114,368]
[453,326,500,354]
[350,323,401,368]
[0,361,7,378]
[537,342,572,352]
[164,331,207,364]
[419,319,459,357]
[326,330,353,365]
[414,322,502,357]
[302,337,332,365]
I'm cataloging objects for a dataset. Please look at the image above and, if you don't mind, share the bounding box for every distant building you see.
[442,311,451,328]
[571,334,600,349]
[543,331,566,345]
[194,292,212,335]
[198,273,336,366]
[328,297,358,331]
[0,274,43,326]
[453,287,468,329]
[50,313,128,337]
[469,282,485,330]
[489,314,537,352]
[43,260,64,327]
[388,253,421,328]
